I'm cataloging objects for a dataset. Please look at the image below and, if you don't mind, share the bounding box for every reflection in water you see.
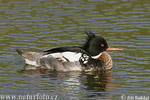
[83,70,112,98]
[85,70,112,91]
[20,65,113,99]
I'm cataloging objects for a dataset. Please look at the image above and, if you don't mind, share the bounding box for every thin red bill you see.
[106,47,123,51]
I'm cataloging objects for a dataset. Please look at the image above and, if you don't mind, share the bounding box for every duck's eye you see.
[101,44,104,47]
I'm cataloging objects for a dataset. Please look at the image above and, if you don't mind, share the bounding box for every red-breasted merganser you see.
[16,30,123,71]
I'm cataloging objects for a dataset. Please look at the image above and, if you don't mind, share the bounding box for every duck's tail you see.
[16,49,23,55]
[16,49,44,66]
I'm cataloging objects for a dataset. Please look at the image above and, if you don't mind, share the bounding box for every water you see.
[0,0,150,100]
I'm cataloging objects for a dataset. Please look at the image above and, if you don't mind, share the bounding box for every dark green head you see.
[83,30,108,56]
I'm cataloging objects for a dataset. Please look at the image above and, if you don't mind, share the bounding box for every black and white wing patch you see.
[79,53,104,67]
[79,53,90,65]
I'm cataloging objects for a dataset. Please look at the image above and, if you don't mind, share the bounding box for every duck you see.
[16,30,123,71]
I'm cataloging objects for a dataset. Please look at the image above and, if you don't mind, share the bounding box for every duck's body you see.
[16,49,112,71]
[16,30,123,71]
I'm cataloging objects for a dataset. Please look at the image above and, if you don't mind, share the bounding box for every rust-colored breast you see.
[96,52,113,70]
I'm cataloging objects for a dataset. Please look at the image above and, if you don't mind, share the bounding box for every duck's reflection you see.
[20,65,112,99]
[84,70,112,91]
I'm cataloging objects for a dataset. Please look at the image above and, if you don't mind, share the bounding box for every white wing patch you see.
[43,52,82,62]
[62,52,82,62]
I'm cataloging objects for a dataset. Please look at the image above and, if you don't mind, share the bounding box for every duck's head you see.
[83,30,123,56]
